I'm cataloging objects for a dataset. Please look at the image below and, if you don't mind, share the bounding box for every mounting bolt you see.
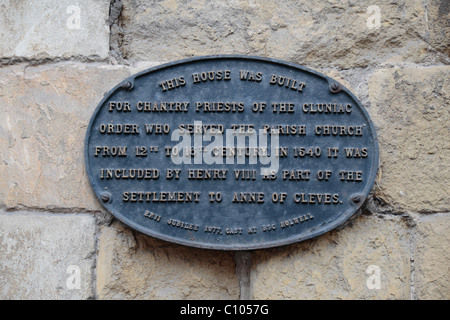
[330,82,341,93]
[122,80,133,91]
[351,195,361,203]
[101,192,111,203]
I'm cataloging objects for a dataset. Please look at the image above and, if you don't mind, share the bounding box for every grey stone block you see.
[0,0,110,60]
[0,212,96,299]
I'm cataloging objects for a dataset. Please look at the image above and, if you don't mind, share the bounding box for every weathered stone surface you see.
[0,63,131,210]
[368,66,450,212]
[0,0,110,61]
[97,221,239,299]
[0,211,96,299]
[250,214,410,299]
[119,0,434,68]
[414,213,450,299]
[427,0,450,57]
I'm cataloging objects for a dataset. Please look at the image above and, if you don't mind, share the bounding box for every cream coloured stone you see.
[414,213,450,299]
[96,221,240,299]
[0,63,131,210]
[250,214,410,299]
[368,66,450,212]
[119,0,432,68]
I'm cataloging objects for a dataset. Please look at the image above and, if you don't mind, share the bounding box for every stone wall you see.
[0,0,448,300]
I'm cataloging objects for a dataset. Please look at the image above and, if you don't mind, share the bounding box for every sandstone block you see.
[96,221,239,299]
[414,213,450,299]
[250,214,410,299]
[120,0,431,68]
[0,63,131,210]
[368,66,450,212]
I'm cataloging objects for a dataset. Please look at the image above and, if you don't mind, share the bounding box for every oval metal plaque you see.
[85,55,379,250]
